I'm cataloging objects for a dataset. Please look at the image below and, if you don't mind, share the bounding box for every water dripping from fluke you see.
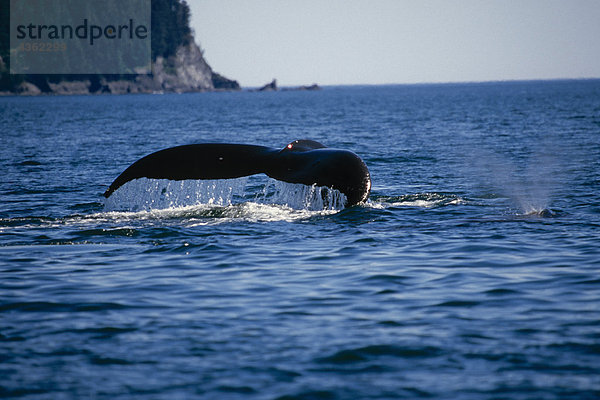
[102,177,347,213]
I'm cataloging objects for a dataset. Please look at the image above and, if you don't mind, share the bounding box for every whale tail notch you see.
[103,140,371,206]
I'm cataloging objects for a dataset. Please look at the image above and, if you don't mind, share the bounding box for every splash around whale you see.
[104,140,371,207]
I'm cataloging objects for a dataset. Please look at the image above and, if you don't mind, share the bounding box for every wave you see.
[2,185,558,235]
[96,202,341,225]
[368,192,466,209]
[0,188,474,233]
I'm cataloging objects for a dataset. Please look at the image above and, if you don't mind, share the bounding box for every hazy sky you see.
[188,0,600,87]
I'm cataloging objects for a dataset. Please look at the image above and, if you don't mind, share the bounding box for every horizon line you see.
[242,77,600,90]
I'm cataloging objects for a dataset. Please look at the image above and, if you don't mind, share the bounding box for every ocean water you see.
[1,81,600,399]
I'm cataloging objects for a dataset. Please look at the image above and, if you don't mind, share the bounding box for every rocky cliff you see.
[0,41,240,96]
[97,41,239,95]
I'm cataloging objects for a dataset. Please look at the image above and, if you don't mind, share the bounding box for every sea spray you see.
[472,142,563,215]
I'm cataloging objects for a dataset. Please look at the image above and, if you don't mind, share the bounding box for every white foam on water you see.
[186,202,340,225]
[368,193,466,209]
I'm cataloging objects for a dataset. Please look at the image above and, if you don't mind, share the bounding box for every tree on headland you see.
[151,0,193,60]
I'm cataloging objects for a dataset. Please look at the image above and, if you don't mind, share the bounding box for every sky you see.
[188,0,600,87]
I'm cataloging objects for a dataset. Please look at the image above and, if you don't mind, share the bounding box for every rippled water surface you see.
[1,81,600,399]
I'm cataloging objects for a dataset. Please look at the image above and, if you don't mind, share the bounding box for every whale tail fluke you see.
[103,144,273,198]
[104,140,371,206]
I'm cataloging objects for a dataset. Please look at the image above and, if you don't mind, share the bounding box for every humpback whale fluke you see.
[104,140,371,206]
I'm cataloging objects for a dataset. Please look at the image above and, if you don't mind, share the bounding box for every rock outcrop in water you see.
[258,79,278,92]
[282,83,322,91]
[251,80,322,93]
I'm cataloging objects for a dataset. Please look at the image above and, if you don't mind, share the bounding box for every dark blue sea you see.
[1,80,600,399]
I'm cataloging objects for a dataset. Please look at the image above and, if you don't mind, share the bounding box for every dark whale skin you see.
[104,140,371,206]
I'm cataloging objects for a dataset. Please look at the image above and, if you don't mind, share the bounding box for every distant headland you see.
[0,0,246,95]
[251,79,321,92]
